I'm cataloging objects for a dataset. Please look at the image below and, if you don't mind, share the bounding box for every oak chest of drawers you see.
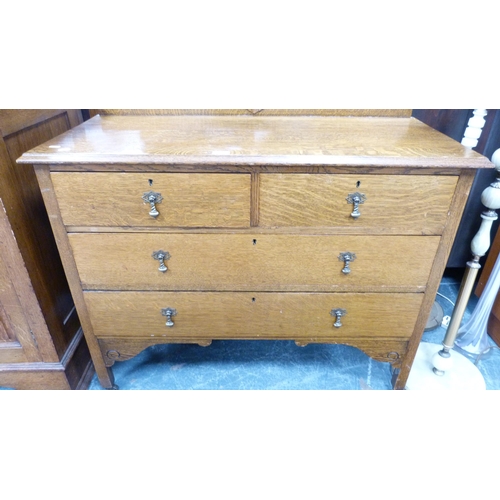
[18,114,492,389]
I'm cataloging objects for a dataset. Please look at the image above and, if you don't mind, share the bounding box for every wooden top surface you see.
[17,115,492,168]
[89,109,413,117]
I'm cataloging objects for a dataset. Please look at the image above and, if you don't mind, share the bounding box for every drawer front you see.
[69,233,440,291]
[51,172,251,228]
[259,174,457,233]
[84,291,424,340]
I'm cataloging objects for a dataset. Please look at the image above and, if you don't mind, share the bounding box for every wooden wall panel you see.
[0,110,82,357]
[0,109,93,389]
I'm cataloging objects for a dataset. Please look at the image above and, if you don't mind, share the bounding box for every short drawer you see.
[51,172,251,228]
[69,233,440,291]
[84,291,424,340]
[259,174,457,234]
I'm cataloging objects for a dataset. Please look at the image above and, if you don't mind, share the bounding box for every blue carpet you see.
[89,340,393,390]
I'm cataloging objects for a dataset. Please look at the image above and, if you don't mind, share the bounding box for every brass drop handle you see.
[346,192,366,219]
[161,307,177,327]
[152,250,170,272]
[331,308,347,328]
[338,252,356,274]
[142,191,163,218]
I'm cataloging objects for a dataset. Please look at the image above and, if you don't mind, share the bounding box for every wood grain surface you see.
[392,171,477,388]
[17,115,492,169]
[0,109,95,389]
[34,165,115,388]
[1,110,83,360]
[0,255,32,363]
[259,173,458,233]
[0,260,19,344]
[0,198,55,363]
[51,172,251,228]
[84,291,424,340]
[0,109,80,137]
[89,109,413,118]
[69,233,440,292]
[97,336,409,368]
[19,113,490,390]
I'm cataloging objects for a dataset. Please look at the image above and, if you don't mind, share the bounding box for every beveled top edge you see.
[17,154,492,169]
[17,115,493,169]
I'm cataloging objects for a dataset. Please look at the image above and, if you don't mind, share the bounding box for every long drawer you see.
[84,291,424,340]
[69,233,440,291]
[51,172,251,228]
[259,174,458,233]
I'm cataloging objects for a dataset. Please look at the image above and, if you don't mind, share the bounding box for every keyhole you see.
[253,239,257,245]
[252,297,256,302]
[148,179,153,186]
[356,180,361,188]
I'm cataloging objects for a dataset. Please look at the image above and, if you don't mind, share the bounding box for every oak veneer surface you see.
[17,114,491,390]
[52,172,251,227]
[89,109,413,118]
[84,291,424,340]
[19,115,491,169]
[259,174,457,232]
[69,233,440,292]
